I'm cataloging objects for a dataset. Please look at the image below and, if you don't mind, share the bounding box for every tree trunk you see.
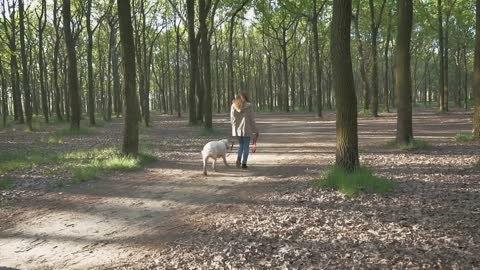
[331,0,359,172]
[3,5,24,123]
[354,2,371,112]
[53,0,63,121]
[396,0,414,145]
[281,31,289,112]
[187,0,198,124]
[438,0,446,112]
[384,10,392,113]
[444,13,451,111]
[473,0,480,139]
[19,0,32,130]
[313,0,323,117]
[175,19,182,117]
[463,44,469,111]
[63,0,81,129]
[107,13,114,121]
[37,0,49,123]
[369,0,386,117]
[0,59,7,127]
[86,0,96,125]
[199,0,212,129]
[117,0,140,155]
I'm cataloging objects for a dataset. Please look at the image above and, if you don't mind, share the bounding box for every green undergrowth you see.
[54,127,96,136]
[0,151,57,176]
[0,178,14,190]
[314,166,394,198]
[0,148,157,185]
[64,148,157,181]
[358,110,374,117]
[455,133,475,142]
[386,139,430,151]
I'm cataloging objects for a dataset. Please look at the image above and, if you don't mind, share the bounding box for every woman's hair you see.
[233,92,249,111]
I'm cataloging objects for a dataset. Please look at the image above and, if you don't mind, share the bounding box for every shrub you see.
[455,133,474,142]
[386,139,430,151]
[314,166,394,198]
[0,178,14,190]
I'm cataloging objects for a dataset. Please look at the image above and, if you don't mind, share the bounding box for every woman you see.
[231,93,258,169]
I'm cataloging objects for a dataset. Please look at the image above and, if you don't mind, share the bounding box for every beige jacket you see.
[231,102,258,137]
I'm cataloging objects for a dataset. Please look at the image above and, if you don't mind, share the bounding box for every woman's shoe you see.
[236,159,241,168]
[241,164,248,169]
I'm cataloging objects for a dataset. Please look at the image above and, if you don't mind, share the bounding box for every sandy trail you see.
[0,111,476,269]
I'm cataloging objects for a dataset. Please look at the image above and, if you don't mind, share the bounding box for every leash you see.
[230,133,259,153]
[251,133,259,153]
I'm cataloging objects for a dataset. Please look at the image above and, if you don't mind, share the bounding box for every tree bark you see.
[86,0,96,125]
[117,0,140,155]
[37,0,49,123]
[53,0,63,121]
[369,0,386,117]
[473,0,480,139]
[395,0,414,145]
[187,0,198,124]
[313,0,324,117]
[444,12,451,111]
[463,44,468,110]
[63,0,81,129]
[0,58,7,127]
[19,0,33,130]
[384,9,392,113]
[331,0,359,172]
[2,4,24,123]
[354,2,371,112]
[438,0,446,112]
[199,0,213,129]
[175,18,182,117]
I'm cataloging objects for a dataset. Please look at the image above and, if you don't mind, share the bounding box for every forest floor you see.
[0,110,479,269]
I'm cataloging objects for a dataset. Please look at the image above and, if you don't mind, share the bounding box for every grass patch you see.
[54,127,95,136]
[0,178,15,190]
[386,139,430,151]
[455,133,475,142]
[198,128,225,137]
[0,147,157,185]
[358,110,373,117]
[66,149,157,179]
[314,166,394,198]
[0,152,57,175]
[103,153,157,171]
[72,165,101,182]
[41,137,64,144]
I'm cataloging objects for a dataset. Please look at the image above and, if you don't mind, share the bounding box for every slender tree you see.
[354,2,371,112]
[438,0,446,112]
[474,0,480,139]
[331,0,359,172]
[19,0,32,130]
[199,0,213,130]
[117,0,140,155]
[187,0,198,124]
[369,0,387,117]
[0,58,7,127]
[227,0,250,106]
[63,0,81,129]
[53,0,63,120]
[36,0,48,123]
[1,1,24,123]
[396,0,414,144]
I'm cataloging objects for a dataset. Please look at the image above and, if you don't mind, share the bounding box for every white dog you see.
[201,139,230,175]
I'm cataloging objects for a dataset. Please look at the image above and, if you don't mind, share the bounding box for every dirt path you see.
[0,111,478,269]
